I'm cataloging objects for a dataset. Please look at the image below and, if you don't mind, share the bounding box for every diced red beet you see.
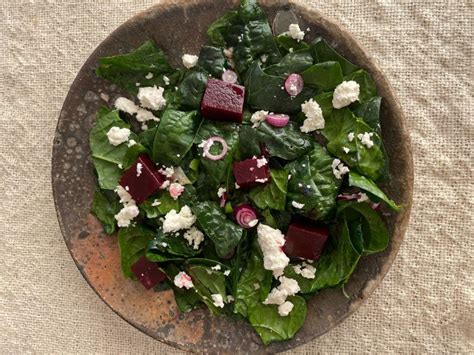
[284,221,329,261]
[233,156,270,189]
[131,256,166,290]
[200,79,245,123]
[119,154,166,204]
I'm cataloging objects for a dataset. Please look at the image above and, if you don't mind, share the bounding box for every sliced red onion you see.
[203,136,228,161]
[219,192,228,208]
[336,193,361,201]
[266,113,290,127]
[222,69,238,84]
[233,203,258,229]
[284,73,304,97]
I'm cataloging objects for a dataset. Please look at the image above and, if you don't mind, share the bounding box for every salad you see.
[90,0,400,345]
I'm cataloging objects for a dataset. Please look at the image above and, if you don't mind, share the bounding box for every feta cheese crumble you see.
[257,224,290,278]
[169,182,185,200]
[293,262,316,279]
[300,99,324,132]
[278,301,294,317]
[127,139,137,147]
[256,157,268,168]
[264,276,300,311]
[137,85,167,110]
[332,80,360,109]
[162,206,196,233]
[115,205,139,227]
[114,97,138,114]
[174,271,194,289]
[223,270,231,276]
[136,108,159,123]
[160,180,170,190]
[250,110,269,128]
[292,201,305,209]
[115,185,134,206]
[357,192,369,202]
[343,146,350,154]
[248,219,259,228]
[183,226,205,250]
[357,132,375,148]
[348,132,355,142]
[136,163,143,177]
[211,294,225,308]
[106,126,130,146]
[255,178,268,183]
[288,23,305,41]
[182,54,199,69]
[163,75,170,86]
[145,72,154,80]
[151,199,161,207]
[158,166,175,178]
[211,264,222,271]
[332,159,350,179]
[217,187,227,198]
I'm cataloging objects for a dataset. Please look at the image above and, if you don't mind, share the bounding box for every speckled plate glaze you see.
[52,0,414,352]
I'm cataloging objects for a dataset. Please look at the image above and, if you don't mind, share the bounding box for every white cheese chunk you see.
[300,99,324,132]
[162,206,196,233]
[114,205,139,227]
[357,132,375,148]
[182,54,199,69]
[145,72,154,79]
[332,158,350,179]
[136,108,159,123]
[250,110,269,128]
[211,294,225,308]
[114,97,138,114]
[288,24,305,41]
[278,301,294,316]
[137,85,167,110]
[217,187,227,198]
[264,276,300,306]
[106,126,130,146]
[292,201,305,209]
[332,80,360,109]
[183,226,205,250]
[257,224,290,278]
[174,271,194,289]
[256,157,268,168]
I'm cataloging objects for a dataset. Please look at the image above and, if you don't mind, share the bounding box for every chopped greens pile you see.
[90,0,400,345]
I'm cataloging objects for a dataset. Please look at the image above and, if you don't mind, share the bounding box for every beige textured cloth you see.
[1,0,472,353]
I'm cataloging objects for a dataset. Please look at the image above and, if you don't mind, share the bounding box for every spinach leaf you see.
[285,144,342,220]
[152,109,202,165]
[122,143,148,170]
[249,169,288,211]
[207,0,281,75]
[285,216,360,293]
[339,202,389,255]
[301,61,343,90]
[348,172,400,211]
[192,201,243,258]
[176,70,208,109]
[140,192,179,219]
[260,210,292,232]
[239,122,313,160]
[197,46,226,78]
[188,265,228,314]
[353,96,382,134]
[310,37,358,75]
[323,108,385,181]
[195,121,240,193]
[118,225,155,278]
[245,61,316,113]
[89,108,137,190]
[275,34,310,55]
[248,295,307,345]
[161,263,202,313]
[234,241,272,317]
[264,49,314,76]
[147,229,202,259]
[344,69,377,103]
[91,190,120,234]
[315,91,334,118]
[138,125,158,151]
[96,41,178,93]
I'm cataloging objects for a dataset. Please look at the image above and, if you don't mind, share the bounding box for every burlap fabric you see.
[0,0,472,353]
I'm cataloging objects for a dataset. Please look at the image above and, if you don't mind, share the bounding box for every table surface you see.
[1,0,472,353]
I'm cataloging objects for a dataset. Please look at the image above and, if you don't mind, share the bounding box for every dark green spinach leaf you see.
[275,34,310,55]
[176,70,208,109]
[249,169,288,211]
[152,109,202,165]
[311,37,358,75]
[264,49,313,76]
[301,61,343,90]
[188,265,228,314]
[91,190,120,234]
[192,201,243,258]
[248,295,307,345]
[197,46,227,78]
[348,172,400,211]
[147,229,202,259]
[344,69,377,103]
[118,225,155,278]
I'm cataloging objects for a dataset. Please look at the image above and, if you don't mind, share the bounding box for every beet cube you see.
[131,256,166,290]
[233,156,270,189]
[284,221,329,261]
[201,79,245,123]
[119,154,166,204]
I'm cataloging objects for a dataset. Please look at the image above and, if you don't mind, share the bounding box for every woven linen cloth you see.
[0,0,472,353]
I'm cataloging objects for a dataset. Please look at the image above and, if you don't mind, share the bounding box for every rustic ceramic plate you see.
[52,0,413,352]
